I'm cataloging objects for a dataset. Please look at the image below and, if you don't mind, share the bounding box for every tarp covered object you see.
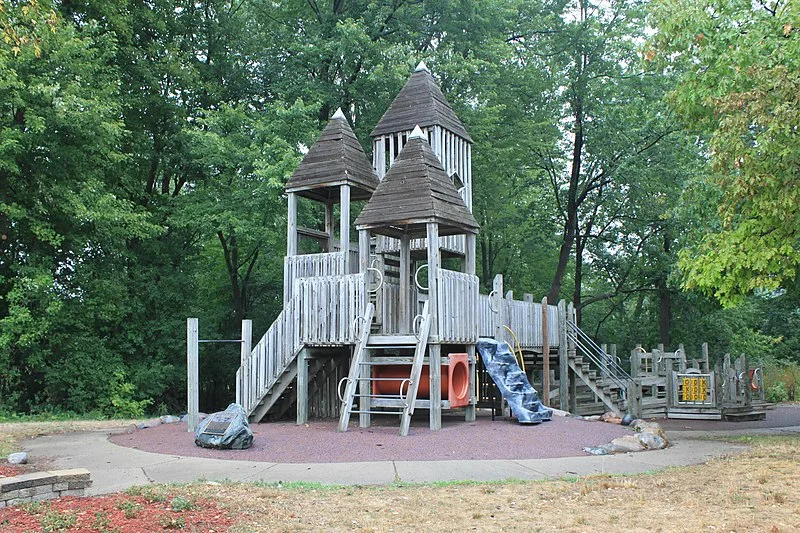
[477,338,553,424]
[194,403,254,449]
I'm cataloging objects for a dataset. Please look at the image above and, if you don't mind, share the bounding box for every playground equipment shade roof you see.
[370,63,472,142]
[355,128,479,237]
[285,109,379,201]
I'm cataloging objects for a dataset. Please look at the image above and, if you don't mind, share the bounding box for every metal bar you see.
[198,339,244,344]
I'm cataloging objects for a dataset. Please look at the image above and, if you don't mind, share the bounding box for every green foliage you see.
[766,382,789,404]
[649,0,800,305]
[169,496,197,512]
[97,371,153,419]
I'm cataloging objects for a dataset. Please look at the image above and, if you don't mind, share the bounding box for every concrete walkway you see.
[20,430,762,496]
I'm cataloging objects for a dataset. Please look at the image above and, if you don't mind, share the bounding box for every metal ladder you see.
[337,301,432,436]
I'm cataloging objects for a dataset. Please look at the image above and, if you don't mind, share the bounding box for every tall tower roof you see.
[370,63,472,142]
[355,127,478,237]
[285,109,379,201]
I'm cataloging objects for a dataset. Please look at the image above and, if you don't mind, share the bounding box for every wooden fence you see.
[437,268,479,343]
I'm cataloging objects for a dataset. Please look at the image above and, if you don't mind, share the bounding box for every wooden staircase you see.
[236,271,367,423]
[338,302,433,436]
[568,355,627,416]
[565,321,632,417]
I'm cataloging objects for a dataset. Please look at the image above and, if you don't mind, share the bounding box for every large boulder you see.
[194,403,253,450]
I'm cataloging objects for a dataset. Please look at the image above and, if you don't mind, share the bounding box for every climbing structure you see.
[234,62,661,434]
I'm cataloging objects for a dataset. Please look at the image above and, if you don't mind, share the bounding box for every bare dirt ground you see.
[182,435,798,532]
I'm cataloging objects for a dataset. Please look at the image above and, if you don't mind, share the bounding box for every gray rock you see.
[136,418,162,430]
[637,432,668,450]
[194,403,253,450]
[608,435,644,453]
[159,415,181,424]
[7,452,28,465]
[583,446,609,455]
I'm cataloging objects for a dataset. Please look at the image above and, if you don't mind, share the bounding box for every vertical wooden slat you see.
[187,318,199,433]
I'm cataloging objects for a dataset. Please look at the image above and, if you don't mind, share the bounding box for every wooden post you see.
[241,318,251,407]
[296,348,308,424]
[566,302,577,413]
[464,232,477,422]
[287,193,298,256]
[358,229,371,428]
[610,344,617,376]
[324,201,335,252]
[187,318,199,433]
[702,342,709,373]
[678,343,686,372]
[427,222,442,430]
[541,296,550,406]
[493,274,504,343]
[399,234,411,333]
[557,300,568,411]
[340,184,351,273]
[631,345,642,378]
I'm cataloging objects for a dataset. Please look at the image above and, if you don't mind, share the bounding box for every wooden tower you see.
[338,126,479,433]
[283,108,380,301]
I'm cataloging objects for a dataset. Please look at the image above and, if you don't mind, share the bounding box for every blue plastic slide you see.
[476,338,553,424]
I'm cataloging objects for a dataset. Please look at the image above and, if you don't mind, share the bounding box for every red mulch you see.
[0,493,232,532]
[0,463,23,478]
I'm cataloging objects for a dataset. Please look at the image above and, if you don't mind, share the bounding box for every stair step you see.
[367,335,418,347]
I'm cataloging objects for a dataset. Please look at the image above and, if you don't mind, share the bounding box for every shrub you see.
[98,371,153,418]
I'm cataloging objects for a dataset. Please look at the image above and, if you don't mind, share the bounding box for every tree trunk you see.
[658,231,671,347]
[572,234,585,327]
[547,95,583,303]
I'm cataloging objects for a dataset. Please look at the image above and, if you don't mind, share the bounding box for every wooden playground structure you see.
[220,63,766,435]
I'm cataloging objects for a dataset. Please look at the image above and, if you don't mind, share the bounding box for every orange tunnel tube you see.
[371,353,470,407]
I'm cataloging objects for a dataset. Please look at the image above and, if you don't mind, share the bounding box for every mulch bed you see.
[0,464,23,478]
[0,492,232,532]
[111,411,632,463]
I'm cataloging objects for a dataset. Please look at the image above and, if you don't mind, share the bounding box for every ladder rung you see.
[347,410,404,415]
[351,376,411,381]
[353,393,407,399]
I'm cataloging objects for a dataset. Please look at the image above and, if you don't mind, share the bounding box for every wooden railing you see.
[376,235,465,256]
[437,268,479,343]
[284,252,347,303]
[237,272,366,415]
[296,273,366,345]
[477,292,560,348]
[236,304,300,415]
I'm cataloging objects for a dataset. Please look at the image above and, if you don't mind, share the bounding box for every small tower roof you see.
[285,109,379,201]
[370,65,472,142]
[355,127,478,238]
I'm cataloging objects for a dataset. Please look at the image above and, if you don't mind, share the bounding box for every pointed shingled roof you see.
[285,109,379,201]
[355,127,478,238]
[370,63,472,142]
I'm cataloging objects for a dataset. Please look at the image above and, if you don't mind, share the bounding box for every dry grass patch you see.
[179,436,800,532]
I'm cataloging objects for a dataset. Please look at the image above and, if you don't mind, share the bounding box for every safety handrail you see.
[566,321,633,391]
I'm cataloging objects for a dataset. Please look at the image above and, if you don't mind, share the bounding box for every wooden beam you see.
[464,232,477,422]
[427,222,441,431]
[493,274,504,343]
[324,201,335,252]
[558,300,568,411]
[541,296,550,407]
[287,192,298,256]
[187,318,199,433]
[567,302,577,413]
[340,184,351,273]
[296,348,308,424]
[399,234,411,333]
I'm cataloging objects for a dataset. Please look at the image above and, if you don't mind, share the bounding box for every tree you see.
[649,0,800,305]
[0,21,161,411]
